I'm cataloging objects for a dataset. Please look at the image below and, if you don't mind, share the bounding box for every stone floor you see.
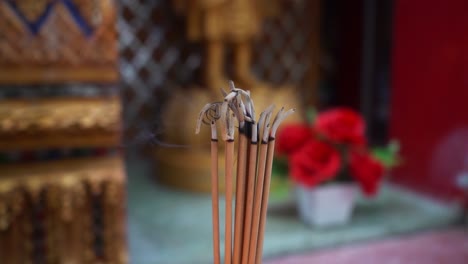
[126,159,463,264]
[266,229,468,264]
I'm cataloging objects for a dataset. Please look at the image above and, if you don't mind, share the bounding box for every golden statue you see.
[156,0,303,192]
[173,0,279,91]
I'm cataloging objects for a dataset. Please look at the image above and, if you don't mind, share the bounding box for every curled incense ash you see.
[220,87,228,97]
[225,112,236,141]
[220,90,237,141]
[227,80,255,121]
[196,103,213,135]
[224,90,238,102]
[245,93,255,121]
[261,106,276,143]
[232,93,246,128]
[210,121,218,140]
[256,105,274,142]
[195,102,222,134]
[271,108,296,138]
[253,109,267,143]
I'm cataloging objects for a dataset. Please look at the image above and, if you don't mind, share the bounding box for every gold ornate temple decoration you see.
[173,0,280,91]
[0,1,127,263]
[0,183,28,263]
[0,0,118,83]
[0,156,128,264]
[0,96,121,150]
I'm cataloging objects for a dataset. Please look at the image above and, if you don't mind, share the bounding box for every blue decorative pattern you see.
[6,0,55,35]
[61,0,94,37]
[6,0,95,36]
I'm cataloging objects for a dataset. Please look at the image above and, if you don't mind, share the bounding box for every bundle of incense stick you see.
[196,81,294,264]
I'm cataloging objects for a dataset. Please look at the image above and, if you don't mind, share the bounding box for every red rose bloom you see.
[315,108,366,146]
[276,124,313,156]
[350,151,384,196]
[290,140,341,187]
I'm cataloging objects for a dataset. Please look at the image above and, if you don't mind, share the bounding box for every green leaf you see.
[306,108,318,125]
[272,157,289,179]
[371,140,401,168]
[269,177,292,201]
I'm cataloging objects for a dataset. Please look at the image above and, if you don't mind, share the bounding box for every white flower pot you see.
[295,183,357,227]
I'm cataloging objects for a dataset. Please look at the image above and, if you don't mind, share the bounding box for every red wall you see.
[390,0,468,200]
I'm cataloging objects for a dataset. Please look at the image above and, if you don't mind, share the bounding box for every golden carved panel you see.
[0,0,118,83]
[0,96,121,150]
[0,156,127,263]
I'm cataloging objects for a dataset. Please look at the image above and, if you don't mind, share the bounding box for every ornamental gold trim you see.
[0,97,122,150]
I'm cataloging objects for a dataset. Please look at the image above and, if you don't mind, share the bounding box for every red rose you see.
[290,140,341,187]
[315,108,366,146]
[276,124,313,156]
[350,151,384,196]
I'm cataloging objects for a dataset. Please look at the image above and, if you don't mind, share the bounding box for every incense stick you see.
[224,122,235,264]
[233,91,249,264]
[239,96,257,264]
[233,129,248,264]
[241,117,259,264]
[221,90,237,264]
[248,108,273,264]
[196,104,222,264]
[254,138,275,264]
[255,109,295,264]
[210,121,221,264]
[225,136,234,264]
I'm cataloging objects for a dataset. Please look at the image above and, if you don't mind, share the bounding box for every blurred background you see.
[0,0,467,263]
